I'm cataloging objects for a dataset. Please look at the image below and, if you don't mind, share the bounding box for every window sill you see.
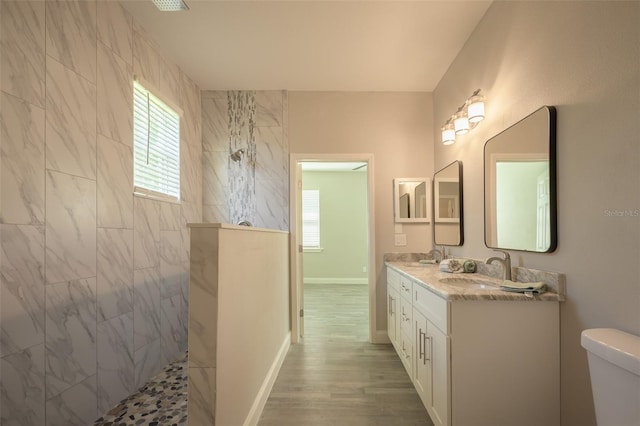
[303,247,324,253]
[134,188,181,205]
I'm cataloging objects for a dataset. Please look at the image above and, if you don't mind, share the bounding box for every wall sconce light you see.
[441,89,485,145]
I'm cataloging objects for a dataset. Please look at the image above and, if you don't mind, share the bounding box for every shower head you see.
[230,149,245,162]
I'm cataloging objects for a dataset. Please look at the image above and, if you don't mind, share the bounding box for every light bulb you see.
[454,110,469,135]
[442,122,456,145]
[467,94,485,123]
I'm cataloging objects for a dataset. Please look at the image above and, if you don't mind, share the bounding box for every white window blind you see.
[302,189,320,248]
[133,81,180,201]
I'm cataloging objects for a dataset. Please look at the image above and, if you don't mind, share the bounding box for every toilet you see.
[581,328,640,426]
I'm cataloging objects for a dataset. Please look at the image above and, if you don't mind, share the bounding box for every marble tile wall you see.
[201,90,289,230]
[0,1,202,424]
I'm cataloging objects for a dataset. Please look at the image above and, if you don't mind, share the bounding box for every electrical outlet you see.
[362,266,367,273]
[394,234,407,246]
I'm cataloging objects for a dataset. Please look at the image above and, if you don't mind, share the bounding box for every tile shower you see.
[202,90,289,230]
[1,2,291,424]
[0,1,202,424]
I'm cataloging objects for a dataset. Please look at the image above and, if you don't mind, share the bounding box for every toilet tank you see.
[581,328,640,426]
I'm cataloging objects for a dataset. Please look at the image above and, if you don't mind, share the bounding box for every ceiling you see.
[121,0,492,92]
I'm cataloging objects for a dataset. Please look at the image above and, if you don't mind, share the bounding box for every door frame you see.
[289,153,376,343]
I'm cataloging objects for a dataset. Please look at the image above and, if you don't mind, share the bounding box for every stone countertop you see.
[386,261,564,302]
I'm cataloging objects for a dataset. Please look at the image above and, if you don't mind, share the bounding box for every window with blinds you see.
[302,189,320,248]
[133,81,180,202]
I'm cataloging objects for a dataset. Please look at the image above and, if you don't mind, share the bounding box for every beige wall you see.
[289,92,434,334]
[188,225,290,425]
[302,170,368,283]
[433,2,639,425]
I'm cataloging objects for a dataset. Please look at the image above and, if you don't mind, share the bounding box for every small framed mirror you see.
[434,161,464,246]
[393,178,431,223]
[484,106,557,252]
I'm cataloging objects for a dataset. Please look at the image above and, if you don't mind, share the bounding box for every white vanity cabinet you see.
[413,286,449,426]
[387,265,561,426]
[386,268,400,350]
[398,276,414,378]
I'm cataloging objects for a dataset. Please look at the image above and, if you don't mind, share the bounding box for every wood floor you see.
[259,284,433,425]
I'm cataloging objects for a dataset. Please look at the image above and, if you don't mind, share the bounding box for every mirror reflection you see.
[394,178,430,223]
[434,161,464,246]
[484,106,557,252]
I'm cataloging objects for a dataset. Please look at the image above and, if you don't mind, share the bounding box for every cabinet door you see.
[428,322,449,426]
[387,287,398,348]
[413,309,429,408]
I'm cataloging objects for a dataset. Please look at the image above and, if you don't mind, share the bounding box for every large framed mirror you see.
[434,161,463,246]
[484,106,557,252]
[393,178,430,223]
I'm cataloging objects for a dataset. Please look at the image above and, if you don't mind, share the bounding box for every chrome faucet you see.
[486,249,512,281]
[427,246,446,263]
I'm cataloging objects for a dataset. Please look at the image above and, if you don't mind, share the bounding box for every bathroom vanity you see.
[386,261,563,426]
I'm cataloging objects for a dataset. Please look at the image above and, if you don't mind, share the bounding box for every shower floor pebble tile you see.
[94,353,188,426]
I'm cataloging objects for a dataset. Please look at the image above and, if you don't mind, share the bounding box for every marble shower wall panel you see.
[133,196,160,270]
[160,294,183,365]
[45,375,98,426]
[45,277,97,399]
[0,0,46,108]
[0,343,46,426]
[1,1,201,422]
[45,170,97,285]
[160,230,183,299]
[134,338,162,390]
[202,95,228,152]
[0,224,45,358]
[45,56,97,180]
[96,0,133,66]
[228,91,257,225]
[133,267,161,351]
[202,91,230,224]
[97,135,133,229]
[96,312,134,413]
[97,228,134,322]
[0,91,45,226]
[46,0,97,84]
[97,41,133,147]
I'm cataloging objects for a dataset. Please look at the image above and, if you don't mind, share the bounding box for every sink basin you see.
[439,277,499,290]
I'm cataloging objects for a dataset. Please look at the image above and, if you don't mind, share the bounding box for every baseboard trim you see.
[374,330,391,344]
[243,331,291,426]
[304,277,368,285]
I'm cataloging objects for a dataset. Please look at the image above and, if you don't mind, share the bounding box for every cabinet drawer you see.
[399,276,413,302]
[387,268,400,292]
[399,331,413,379]
[414,283,448,334]
[400,296,413,337]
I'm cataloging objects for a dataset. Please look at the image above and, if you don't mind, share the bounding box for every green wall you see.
[302,170,368,283]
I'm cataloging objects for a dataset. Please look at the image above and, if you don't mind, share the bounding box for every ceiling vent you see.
[152,0,189,11]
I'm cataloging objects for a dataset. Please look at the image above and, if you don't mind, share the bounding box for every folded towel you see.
[418,259,437,265]
[500,280,547,295]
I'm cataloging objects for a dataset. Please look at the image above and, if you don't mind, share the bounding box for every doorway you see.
[289,154,376,344]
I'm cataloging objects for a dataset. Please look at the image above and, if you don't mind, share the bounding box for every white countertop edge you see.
[187,222,289,234]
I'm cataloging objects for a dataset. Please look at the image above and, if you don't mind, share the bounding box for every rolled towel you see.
[439,259,464,273]
[500,280,546,294]
[440,259,477,274]
[463,260,477,273]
